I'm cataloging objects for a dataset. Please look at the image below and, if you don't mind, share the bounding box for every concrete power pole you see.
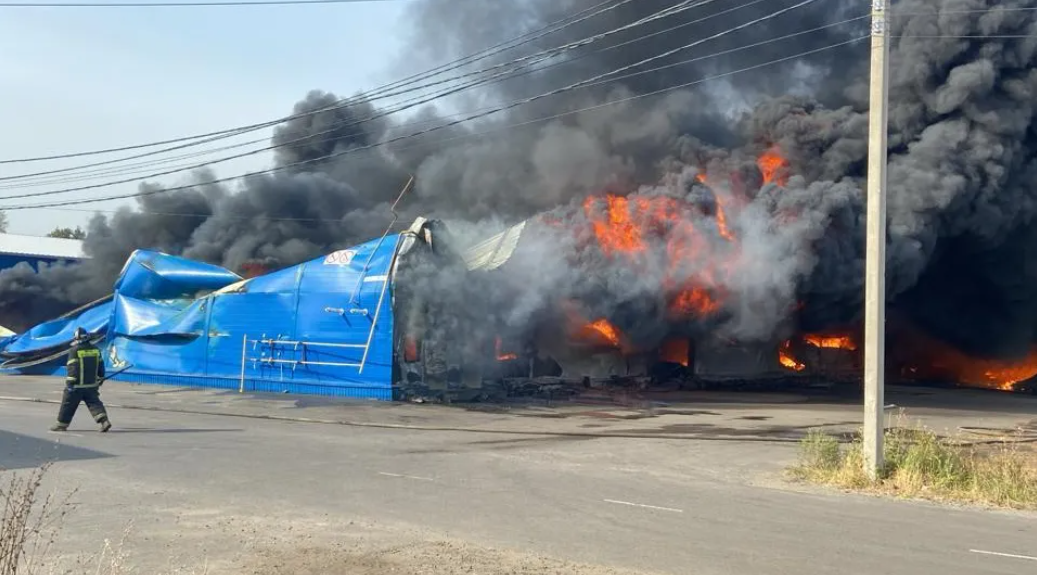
[863,0,891,479]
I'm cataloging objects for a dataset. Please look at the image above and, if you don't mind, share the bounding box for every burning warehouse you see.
[2,0,1037,398]
[1,201,1035,398]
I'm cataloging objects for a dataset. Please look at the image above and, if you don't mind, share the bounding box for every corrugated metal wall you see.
[105,237,400,398]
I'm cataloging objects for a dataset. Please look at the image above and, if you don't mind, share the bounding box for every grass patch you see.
[1,466,205,574]
[791,417,1037,509]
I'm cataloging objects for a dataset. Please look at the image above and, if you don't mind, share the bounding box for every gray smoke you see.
[1,0,1034,363]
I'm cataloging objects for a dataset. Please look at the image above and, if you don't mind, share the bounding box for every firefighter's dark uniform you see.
[51,337,112,432]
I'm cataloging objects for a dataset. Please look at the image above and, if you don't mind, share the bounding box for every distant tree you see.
[47,226,87,240]
[0,211,7,233]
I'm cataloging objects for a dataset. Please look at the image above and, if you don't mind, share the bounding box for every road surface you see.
[0,398,1033,574]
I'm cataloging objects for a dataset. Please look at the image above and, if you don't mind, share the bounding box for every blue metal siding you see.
[0,254,75,272]
[2,240,401,400]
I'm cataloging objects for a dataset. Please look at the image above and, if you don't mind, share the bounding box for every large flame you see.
[757,146,790,187]
[902,336,1037,391]
[571,318,624,349]
[585,318,621,347]
[580,186,739,319]
[659,338,690,366]
[583,195,647,256]
[803,333,858,351]
[562,149,796,353]
[778,339,805,372]
[671,287,721,316]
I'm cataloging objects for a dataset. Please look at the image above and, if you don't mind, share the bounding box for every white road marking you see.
[970,549,1037,562]
[604,499,683,513]
[378,472,435,482]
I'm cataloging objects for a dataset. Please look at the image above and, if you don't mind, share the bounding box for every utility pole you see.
[863,0,890,479]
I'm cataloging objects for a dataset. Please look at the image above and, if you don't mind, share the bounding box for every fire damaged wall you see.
[4,0,1037,390]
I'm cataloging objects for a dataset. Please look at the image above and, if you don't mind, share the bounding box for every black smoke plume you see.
[1,0,1034,365]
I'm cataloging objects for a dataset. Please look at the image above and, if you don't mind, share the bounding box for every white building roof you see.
[0,233,87,260]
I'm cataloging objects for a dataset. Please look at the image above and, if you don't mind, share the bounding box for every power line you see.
[0,0,402,7]
[4,14,869,191]
[13,0,995,182]
[32,206,348,223]
[2,1,850,208]
[0,34,867,211]
[1,2,1025,165]
[0,0,646,180]
[0,0,727,194]
[0,0,631,165]
[3,0,778,188]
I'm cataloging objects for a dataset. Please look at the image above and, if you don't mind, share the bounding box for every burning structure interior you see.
[1,195,1035,399]
[401,146,1037,399]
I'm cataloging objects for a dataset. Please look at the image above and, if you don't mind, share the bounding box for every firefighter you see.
[50,328,112,433]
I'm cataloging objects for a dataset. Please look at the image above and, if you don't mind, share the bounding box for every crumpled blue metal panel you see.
[3,235,401,398]
[1,250,238,362]
[2,299,112,355]
[114,249,241,300]
[108,328,211,376]
[112,296,208,337]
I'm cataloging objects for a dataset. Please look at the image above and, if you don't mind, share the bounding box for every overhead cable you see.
[1,0,699,180]
[2,12,870,191]
[0,0,631,165]
[0,0,811,199]
[0,0,406,8]
[3,0,768,188]
[0,35,868,211]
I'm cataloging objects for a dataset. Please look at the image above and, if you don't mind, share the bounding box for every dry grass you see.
[1,467,205,575]
[791,415,1037,509]
[0,465,76,575]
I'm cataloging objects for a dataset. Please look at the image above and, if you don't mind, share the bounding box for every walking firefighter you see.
[51,327,112,433]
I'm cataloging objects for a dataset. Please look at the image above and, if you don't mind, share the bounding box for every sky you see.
[0,0,414,236]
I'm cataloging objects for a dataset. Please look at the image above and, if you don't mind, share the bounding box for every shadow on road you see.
[0,429,112,470]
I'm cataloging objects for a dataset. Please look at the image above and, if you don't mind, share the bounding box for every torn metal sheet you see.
[461,220,527,271]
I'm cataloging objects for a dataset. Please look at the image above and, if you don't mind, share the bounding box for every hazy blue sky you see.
[0,0,414,235]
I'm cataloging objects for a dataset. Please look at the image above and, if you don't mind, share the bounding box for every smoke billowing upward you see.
[1,0,1035,363]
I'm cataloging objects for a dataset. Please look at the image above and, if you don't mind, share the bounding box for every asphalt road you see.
[0,399,1033,575]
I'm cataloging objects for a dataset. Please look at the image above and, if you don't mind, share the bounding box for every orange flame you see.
[905,341,1037,391]
[659,338,690,366]
[582,193,731,320]
[757,147,789,187]
[779,339,805,372]
[583,195,647,256]
[403,336,419,363]
[582,318,622,347]
[671,287,721,316]
[803,333,858,351]
[494,336,518,361]
[574,155,797,331]
[714,197,735,242]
